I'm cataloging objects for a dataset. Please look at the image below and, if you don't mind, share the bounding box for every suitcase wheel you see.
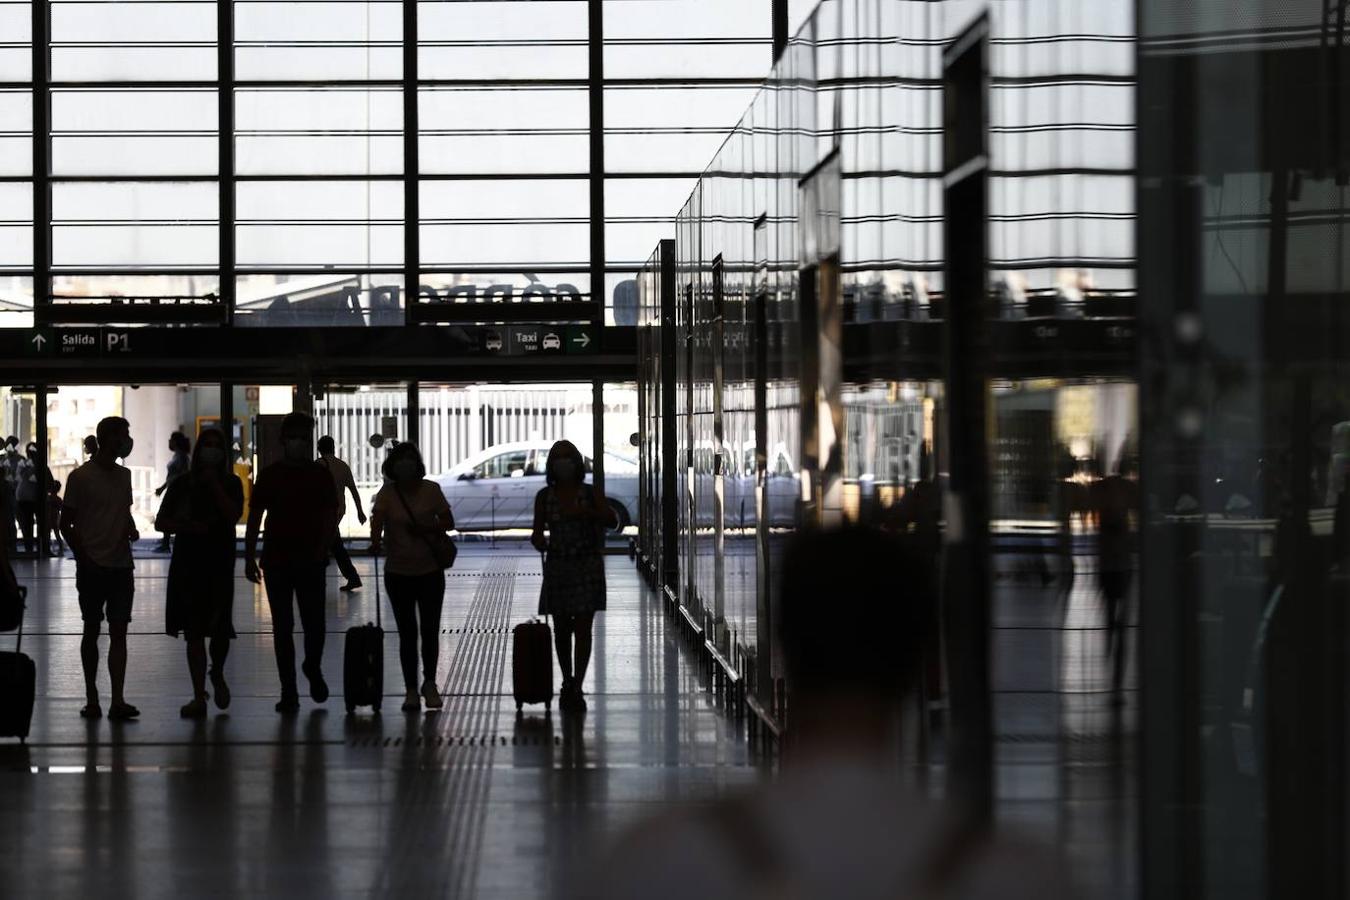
[545,701,551,712]
[372,702,381,714]
[516,701,523,711]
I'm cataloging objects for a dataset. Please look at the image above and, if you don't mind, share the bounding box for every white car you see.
[433,441,638,532]
[541,333,562,351]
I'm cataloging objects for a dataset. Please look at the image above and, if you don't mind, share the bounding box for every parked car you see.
[433,441,638,532]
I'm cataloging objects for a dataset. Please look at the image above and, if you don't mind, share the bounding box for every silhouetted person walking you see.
[594,528,1077,899]
[15,441,48,555]
[60,416,140,720]
[531,440,616,713]
[1,436,20,552]
[317,435,366,593]
[370,442,454,711]
[245,412,338,713]
[154,431,191,553]
[155,428,244,719]
[1093,457,1138,695]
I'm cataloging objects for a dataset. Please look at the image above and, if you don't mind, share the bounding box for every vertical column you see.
[940,16,993,826]
[35,385,49,558]
[405,381,420,446]
[588,0,605,331]
[403,0,419,324]
[32,0,49,318]
[591,379,605,497]
[658,240,678,594]
[218,0,235,323]
[219,381,234,447]
[771,0,788,63]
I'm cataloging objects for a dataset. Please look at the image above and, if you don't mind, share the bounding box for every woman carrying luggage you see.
[155,428,244,719]
[531,440,616,713]
[369,442,454,712]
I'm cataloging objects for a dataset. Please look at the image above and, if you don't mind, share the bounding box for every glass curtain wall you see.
[1139,1,1350,897]
[18,0,779,328]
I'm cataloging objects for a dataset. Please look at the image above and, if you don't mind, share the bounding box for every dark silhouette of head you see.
[82,435,98,457]
[317,435,336,456]
[544,440,586,487]
[382,442,426,482]
[192,427,231,479]
[779,527,926,706]
[95,417,130,460]
[169,431,190,454]
[280,411,315,439]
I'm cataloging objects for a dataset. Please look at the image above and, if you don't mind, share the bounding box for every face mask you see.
[282,437,310,461]
[392,459,420,482]
[26,447,37,460]
[118,437,134,459]
[199,447,225,467]
[550,459,578,482]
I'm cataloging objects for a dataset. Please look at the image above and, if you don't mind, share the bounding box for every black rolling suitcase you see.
[344,553,383,714]
[512,553,553,712]
[0,584,34,742]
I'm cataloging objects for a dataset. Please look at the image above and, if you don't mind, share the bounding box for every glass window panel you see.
[235,88,403,176]
[0,276,34,328]
[418,0,586,79]
[0,182,32,269]
[605,86,755,174]
[603,1,769,40]
[235,272,404,327]
[49,1,216,81]
[236,181,403,269]
[605,177,692,268]
[51,89,218,177]
[51,181,219,269]
[0,90,31,176]
[421,179,587,268]
[234,1,402,81]
[0,3,32,81]
[51,272,221,300]
[418,87,587,175]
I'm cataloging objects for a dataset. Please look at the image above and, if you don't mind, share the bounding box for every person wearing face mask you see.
[60,416,141,720]
[154,428,244,718]
[530,440,617,713]
[15,441,50,556]
[369,442,455,711]
[244,412,339,713]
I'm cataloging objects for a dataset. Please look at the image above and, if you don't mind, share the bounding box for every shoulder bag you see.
[394,482,457,570]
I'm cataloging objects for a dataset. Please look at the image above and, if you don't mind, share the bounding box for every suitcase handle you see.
[13,585,25,656]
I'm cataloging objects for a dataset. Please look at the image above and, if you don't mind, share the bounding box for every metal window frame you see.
[23,1,780,327]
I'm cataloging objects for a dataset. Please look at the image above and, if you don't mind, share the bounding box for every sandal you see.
[108,702,141,721]
[79,703,102,719]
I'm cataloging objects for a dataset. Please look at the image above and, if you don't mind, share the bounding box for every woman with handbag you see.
[531,440,617,713]
[369,442,455,712]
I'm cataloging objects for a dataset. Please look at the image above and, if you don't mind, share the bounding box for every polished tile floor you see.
[0,543,1135,898]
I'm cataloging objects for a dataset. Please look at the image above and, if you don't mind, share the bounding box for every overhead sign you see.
[481,325,589,357]
[25,327,137,357]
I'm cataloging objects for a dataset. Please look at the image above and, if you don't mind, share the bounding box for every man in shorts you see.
[60,416,140,720]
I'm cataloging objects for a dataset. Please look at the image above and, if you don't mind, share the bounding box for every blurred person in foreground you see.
[589,527,1077,900]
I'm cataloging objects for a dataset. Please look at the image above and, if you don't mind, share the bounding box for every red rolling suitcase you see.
[0,585,34,742]
[513,553,553,711]
[344,554,384,714]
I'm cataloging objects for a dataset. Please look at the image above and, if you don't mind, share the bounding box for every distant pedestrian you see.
[82,434,98,460]
[60,416,140,721]
[1093,455,1138,695]
[155,428,244,719]
[244,412,339,713]
[317,435,367,593]
[46,479,63,556]
[154,432,191,553]
[16,441,51,556]
[370,442,454,711]
[531,440,616,713]
[1,436,20,552]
